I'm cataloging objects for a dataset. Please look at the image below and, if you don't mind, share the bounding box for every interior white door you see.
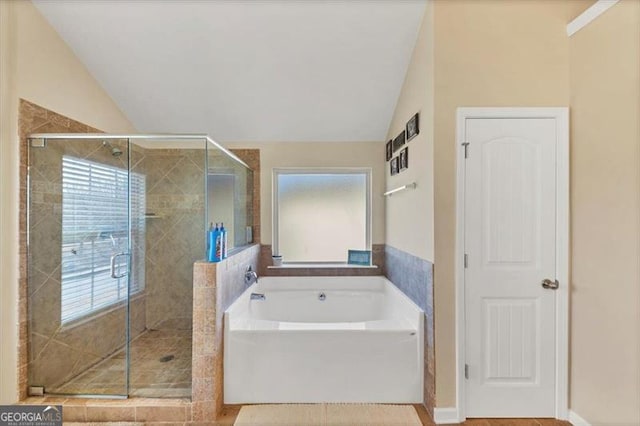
[464,118,557,417]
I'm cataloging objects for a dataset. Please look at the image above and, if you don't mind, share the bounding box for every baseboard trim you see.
[433,407,460,424]
[569,410,592,426]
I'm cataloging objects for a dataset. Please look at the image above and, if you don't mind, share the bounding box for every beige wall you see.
[432,0,571,407]
[224,142,386,247]
[567,0,597,20]
[15,1,134,133]
[569,0,640,423]
[0,0,20,406]
[384,0,434,262]
[0,0,134,403]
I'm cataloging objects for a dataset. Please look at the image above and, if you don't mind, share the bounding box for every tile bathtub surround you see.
[384,245,435,418]
[259,244,386,277]
[191,244,259,421]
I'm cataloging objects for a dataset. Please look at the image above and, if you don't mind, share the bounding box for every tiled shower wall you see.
[385,245,435,417]
[134,148,205,330]
[229,149,261,246]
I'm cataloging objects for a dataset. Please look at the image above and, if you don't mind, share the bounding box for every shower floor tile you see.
[51,329,192,398]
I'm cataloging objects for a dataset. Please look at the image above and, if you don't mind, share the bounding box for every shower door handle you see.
[110,252,129,279]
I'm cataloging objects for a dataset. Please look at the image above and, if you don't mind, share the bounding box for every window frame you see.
[272,167,372,264]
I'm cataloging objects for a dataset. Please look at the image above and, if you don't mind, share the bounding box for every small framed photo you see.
[386,140,392,161]
[406,112,420,141]
[348,249,372,266]
[400,147,408,171]
[392,131,406,152]
[390,156,399,176]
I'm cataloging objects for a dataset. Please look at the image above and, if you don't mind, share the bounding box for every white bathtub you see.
[223,276,424,404]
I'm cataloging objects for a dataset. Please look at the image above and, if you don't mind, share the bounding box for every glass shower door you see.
[28,137,131,396]
[126,139,201,398]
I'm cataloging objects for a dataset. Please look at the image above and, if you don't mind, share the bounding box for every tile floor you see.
[51,329,192,398]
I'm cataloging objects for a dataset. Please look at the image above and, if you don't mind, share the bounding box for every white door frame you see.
[454,107,569,421]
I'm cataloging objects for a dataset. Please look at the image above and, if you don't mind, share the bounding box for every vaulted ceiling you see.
[33,0,426,142]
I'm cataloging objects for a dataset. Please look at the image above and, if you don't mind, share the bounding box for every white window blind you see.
[61,156,145,324]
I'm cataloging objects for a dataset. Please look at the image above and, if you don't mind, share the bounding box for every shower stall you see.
[26,134,253,398]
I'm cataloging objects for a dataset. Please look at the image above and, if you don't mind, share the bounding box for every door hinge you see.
[464,364,469,380]
[462,142,470,158]
[464,254,468,268]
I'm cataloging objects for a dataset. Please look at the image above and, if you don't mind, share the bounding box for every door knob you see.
[541,278,559,290]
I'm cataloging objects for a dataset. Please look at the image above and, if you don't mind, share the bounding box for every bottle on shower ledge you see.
[215,223,223,262]
[208,222,222,263]
[221,222,228,259]
[206,222,214,262]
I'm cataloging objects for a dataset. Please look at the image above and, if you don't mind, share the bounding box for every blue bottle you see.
[207,223,214,261]
[207,223,222,262]
[214,223,223,262]
[220,222,228,259]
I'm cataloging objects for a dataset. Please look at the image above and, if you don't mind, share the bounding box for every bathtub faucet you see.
[244,265,258,285]
[250,293,266,301]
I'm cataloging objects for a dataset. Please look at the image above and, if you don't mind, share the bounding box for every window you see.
[273,169,371,263]
[61,156,145,324]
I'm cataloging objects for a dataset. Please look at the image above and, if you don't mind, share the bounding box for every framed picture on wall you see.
[406,112,420,141]
[386,140,392,161]
[400,147,408,171]
[392,131,406,152]
[390,156,399,176]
